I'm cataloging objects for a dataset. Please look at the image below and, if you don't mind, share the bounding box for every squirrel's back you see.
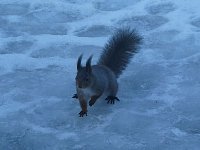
[98,28,142,78]
[91,65,117,91]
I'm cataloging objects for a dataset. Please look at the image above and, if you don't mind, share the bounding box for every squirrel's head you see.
[76,54,93,89]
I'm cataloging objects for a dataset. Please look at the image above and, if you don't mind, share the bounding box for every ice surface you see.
[118,15,169,31]
[0,40,33,54]
[75,25,113,37]
[0,3,30,15]
[0,0,200,150]
[94,0,140,11]
[145,2,176,15]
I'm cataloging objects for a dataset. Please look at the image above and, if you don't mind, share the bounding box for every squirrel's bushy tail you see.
[98,28,142,78]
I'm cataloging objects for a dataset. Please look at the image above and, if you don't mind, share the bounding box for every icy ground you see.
[0,0,200,149]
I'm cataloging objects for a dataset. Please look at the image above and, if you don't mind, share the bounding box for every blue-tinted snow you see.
[0,0,200,149]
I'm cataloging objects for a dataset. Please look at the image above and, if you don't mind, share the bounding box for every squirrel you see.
[72,28,142,117]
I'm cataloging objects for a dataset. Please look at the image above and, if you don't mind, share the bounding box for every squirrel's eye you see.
[85,78,89,81]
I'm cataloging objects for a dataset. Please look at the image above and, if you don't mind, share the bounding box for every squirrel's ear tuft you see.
[86,55,93,73]
[77,54,83,71]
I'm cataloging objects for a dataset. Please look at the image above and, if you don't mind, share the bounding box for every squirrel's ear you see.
[86,55,93,73]
[77,54,83,71]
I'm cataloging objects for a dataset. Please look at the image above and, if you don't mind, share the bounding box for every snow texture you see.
[0,0,200,150]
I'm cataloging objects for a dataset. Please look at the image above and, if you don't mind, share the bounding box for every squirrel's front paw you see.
[105,96,120,104]
[89,100,95,106]
[79,111,87,117]
[72,94,78,99]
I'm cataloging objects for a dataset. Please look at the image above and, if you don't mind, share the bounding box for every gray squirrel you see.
[72,28,142,117]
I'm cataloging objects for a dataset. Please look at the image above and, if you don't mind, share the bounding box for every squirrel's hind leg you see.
[105,80,119,104]
[105,96,120,104]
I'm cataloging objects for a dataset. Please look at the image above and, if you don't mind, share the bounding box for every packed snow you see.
[0,0,200,149]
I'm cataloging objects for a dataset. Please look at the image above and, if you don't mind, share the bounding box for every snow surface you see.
[0,0,200,149]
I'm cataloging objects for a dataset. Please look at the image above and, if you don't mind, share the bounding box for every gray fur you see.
[75,28,142,116]
[77,54,83,70]
[90,65,118,97]
[86,55,93,74]
[98,28,142,78]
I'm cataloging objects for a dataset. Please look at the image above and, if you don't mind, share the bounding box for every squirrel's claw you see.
[79,111,87,117]
[72,94,78,99]
[89,101,94,106]
[89,99,96,106]
[105,96,120,104]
